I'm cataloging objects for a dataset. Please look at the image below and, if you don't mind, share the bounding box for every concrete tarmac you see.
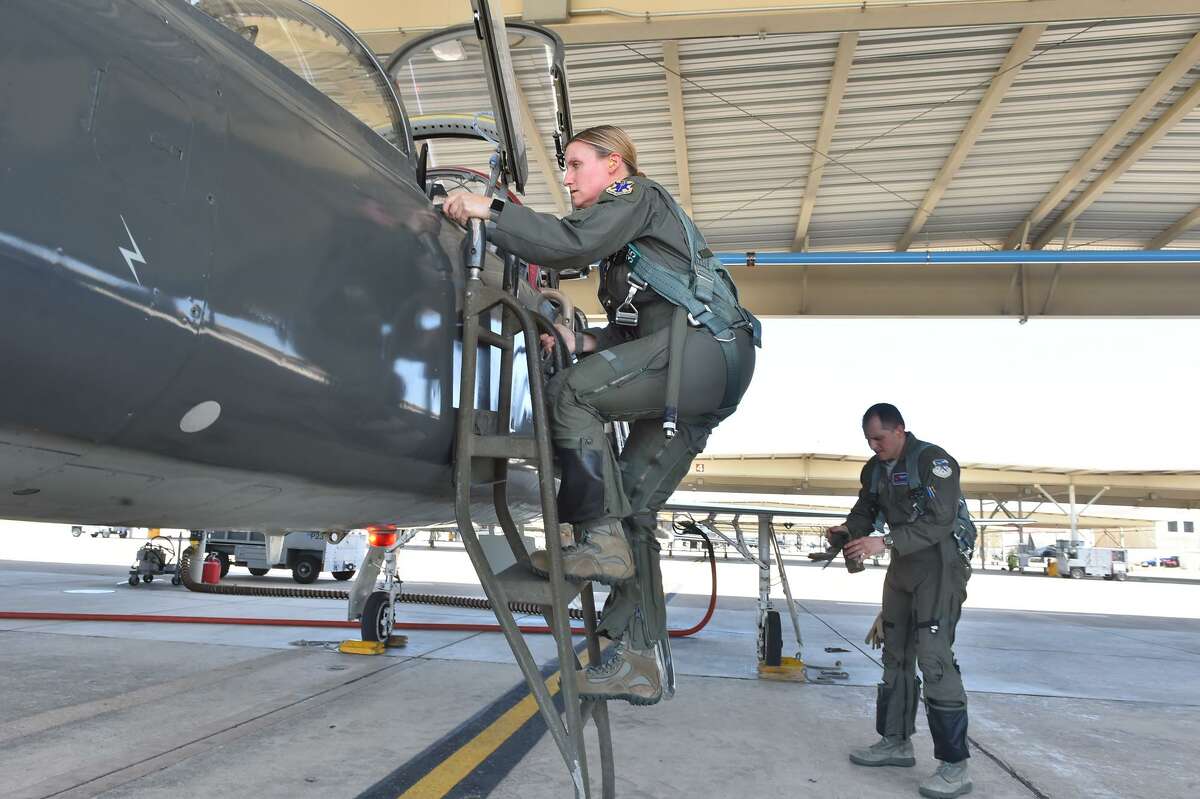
[0,527,1196,798]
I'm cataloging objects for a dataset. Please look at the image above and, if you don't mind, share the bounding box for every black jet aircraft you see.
[0,0,568,534]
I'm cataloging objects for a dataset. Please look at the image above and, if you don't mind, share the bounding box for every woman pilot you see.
[443,125,758,705]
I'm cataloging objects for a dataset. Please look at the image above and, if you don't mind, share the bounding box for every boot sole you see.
[848,754,916,768]
[580,689,662,706]
[918,783,972,799]
[529,564,634,587]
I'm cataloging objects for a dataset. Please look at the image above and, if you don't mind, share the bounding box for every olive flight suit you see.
[844,432,971,764]
[489,175,757,649]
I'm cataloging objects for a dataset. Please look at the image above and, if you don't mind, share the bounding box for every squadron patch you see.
[606,180,635,196]
[931,458,953,479]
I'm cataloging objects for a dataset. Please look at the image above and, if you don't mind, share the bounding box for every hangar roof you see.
[684,452,1200,509]
[346,2,1200,253]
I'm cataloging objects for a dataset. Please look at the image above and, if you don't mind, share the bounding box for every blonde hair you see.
[568,125,645,178]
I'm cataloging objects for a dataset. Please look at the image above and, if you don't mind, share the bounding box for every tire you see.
[128,575,138,586]
[212,551,231,578]
[292,555,320,584]
[143,574,153,583]
[1070,567,1084,579]
[361,591,394,642]
[1115,572,1128,581]
[119,531,128,539]
[761,609,783,666]
[248,567,270,577]
[332,569,355,581]
[171,575,182,586]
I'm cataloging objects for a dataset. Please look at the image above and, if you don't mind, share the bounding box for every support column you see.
[1069,483,1078,545]
[758,515,771,615]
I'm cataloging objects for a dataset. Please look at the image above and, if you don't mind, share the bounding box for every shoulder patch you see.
[606,180,635,197]
[931,458,953,479]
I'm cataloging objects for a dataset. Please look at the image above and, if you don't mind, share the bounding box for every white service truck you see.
[204,530,367,584]
[1057,545,1128,581]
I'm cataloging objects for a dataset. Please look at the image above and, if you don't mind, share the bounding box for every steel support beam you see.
[662,41,694,216]
[1005,31,1200,249]
[897,25,1044,251]
[336,1,1200,52]
[793,31,857,251]
[1146,205,1200,249]
[561,259,1200,317]
[1032,76,1200,249]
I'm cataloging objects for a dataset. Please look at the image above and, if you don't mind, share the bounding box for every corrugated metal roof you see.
[385,14,1200,252]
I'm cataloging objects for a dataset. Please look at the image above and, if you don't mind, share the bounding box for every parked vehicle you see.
[1056,545,1128,581]
[203,531,367,584]
[1160,555,1181,568]
[71,525,130,539]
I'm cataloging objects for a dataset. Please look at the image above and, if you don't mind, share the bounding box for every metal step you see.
[473,435,538,460]
[494,562,583,607]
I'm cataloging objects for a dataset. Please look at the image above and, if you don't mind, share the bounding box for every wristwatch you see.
[882,532,895,549]
[488,197,506,222]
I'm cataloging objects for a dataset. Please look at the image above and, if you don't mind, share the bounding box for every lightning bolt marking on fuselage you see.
[118,214,146,285]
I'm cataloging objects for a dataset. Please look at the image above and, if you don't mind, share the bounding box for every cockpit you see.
[193,0,572,216]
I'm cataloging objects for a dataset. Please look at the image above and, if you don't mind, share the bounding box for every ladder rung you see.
[494,562,582,606]
[477,329,513,351]
[473,435,538,460]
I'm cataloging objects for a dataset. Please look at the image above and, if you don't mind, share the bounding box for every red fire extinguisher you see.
[202,553,222,584]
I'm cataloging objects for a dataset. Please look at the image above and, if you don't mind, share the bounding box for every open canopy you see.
[387,13,572,198]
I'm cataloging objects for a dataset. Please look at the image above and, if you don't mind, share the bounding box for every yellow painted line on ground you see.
[397,651,590,799]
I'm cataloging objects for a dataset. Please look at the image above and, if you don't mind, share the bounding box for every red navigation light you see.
[367,525,398,548]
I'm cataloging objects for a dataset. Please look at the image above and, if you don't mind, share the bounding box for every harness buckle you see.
[615,281,642,327]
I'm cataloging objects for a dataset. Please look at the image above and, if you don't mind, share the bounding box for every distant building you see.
[1152,516,1200,569]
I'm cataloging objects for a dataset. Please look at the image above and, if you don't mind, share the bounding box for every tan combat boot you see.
[528,520,634,585]
[575,636,663,705]
[849,735,917,767]
[919,760,972,798]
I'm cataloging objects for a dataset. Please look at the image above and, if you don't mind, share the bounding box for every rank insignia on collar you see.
[606,180,634,196]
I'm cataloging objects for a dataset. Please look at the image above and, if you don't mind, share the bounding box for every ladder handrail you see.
[453,272,614,799]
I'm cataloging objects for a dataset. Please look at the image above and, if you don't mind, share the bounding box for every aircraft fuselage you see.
[0,0,539,531]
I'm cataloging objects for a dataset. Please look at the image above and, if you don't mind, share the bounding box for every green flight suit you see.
[844,432,971,764]
[489,176,757,649]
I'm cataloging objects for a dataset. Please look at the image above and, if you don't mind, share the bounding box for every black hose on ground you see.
[178,550,594,621]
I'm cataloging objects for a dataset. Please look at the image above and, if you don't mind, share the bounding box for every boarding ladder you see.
[452,219,615,799]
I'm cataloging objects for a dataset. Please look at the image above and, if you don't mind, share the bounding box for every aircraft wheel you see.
[361,591,394,642]
[292,555,320,584]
